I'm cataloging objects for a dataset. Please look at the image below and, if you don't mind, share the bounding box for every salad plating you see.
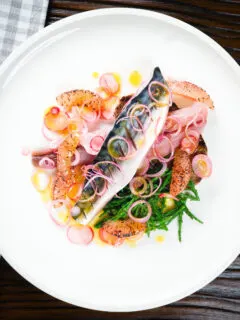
[28,67,213,246]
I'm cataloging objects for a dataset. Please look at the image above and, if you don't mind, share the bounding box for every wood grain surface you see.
[1,0,240,319]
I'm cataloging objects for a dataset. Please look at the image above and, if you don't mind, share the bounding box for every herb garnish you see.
[94,169,202,241]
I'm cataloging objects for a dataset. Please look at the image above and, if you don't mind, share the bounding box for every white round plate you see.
[0,8,239,312]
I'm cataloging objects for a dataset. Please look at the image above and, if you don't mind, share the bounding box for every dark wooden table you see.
[1,1,240,319]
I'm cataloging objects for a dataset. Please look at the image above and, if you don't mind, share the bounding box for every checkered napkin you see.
[0,0,49,64]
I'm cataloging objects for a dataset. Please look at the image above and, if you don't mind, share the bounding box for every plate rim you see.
[0,7,240,312]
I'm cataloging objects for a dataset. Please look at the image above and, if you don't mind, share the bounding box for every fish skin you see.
[114,94,132,118]
[75,67,170,224]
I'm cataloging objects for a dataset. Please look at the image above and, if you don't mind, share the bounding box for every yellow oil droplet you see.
[113,73,122,95]
[58,210,69,223]
[88,210,104,227]
[93,228,106,247]
[129,70,142,87]
[68,122,78,132]
[113,72,121,84]
[125,239,137,248]
[92,72,99,79]
[155,235,165,243]
[44,106,52,116]
[40,186,52,203]
[135,136,145,149]
[96,87,110,100]
[31,170,50,192]
[68,217,80,227]
[88,211,106,247]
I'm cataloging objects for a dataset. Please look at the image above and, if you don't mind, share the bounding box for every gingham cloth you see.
[0,0,49,64]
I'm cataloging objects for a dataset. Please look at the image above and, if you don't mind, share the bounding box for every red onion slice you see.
[99,73,119,95]
[145,158,167,178]
[94,161,121,172]
[88,174,109,196]
[107,136,133,161]
[69,118,88,136]
[192,154,212,178]
[90,135,104,152]
[80,108,99,123]
[128,200,152,223]
[164,116,182,137]
[70,206,81,217]
[42,124,61,142]
[39,156,56,169]
[153,135,174,163]
[141,177,162,198]
[48,200,70,227]
[21,147,31,156]
[127,104,152,132]
[148,81,172,107]
[80,129,108,155]
[67,225,94,245]
[71,149,81,166]
[129,177,148,196]
[181,130,200,154]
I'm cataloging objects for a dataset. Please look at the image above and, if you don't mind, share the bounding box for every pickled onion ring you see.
[71,149,81,166]
[129,177,148,196]
[80,108,99,123]
[99,73,119,95]
[154,135,174,163]
[145,159,167,178]
[70,206,81,217]
[148,81,172,107]
[141,177,162,198]
[39,157,56,169]
[164,116,182,137]
[107,136,132,160]
[48,200,70,227]
[181,130,200,154]
[67,225,93,245]
[192,154,212,178]
[90,135,104,152]
[42,124,62,142]
[128,200,152,223]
